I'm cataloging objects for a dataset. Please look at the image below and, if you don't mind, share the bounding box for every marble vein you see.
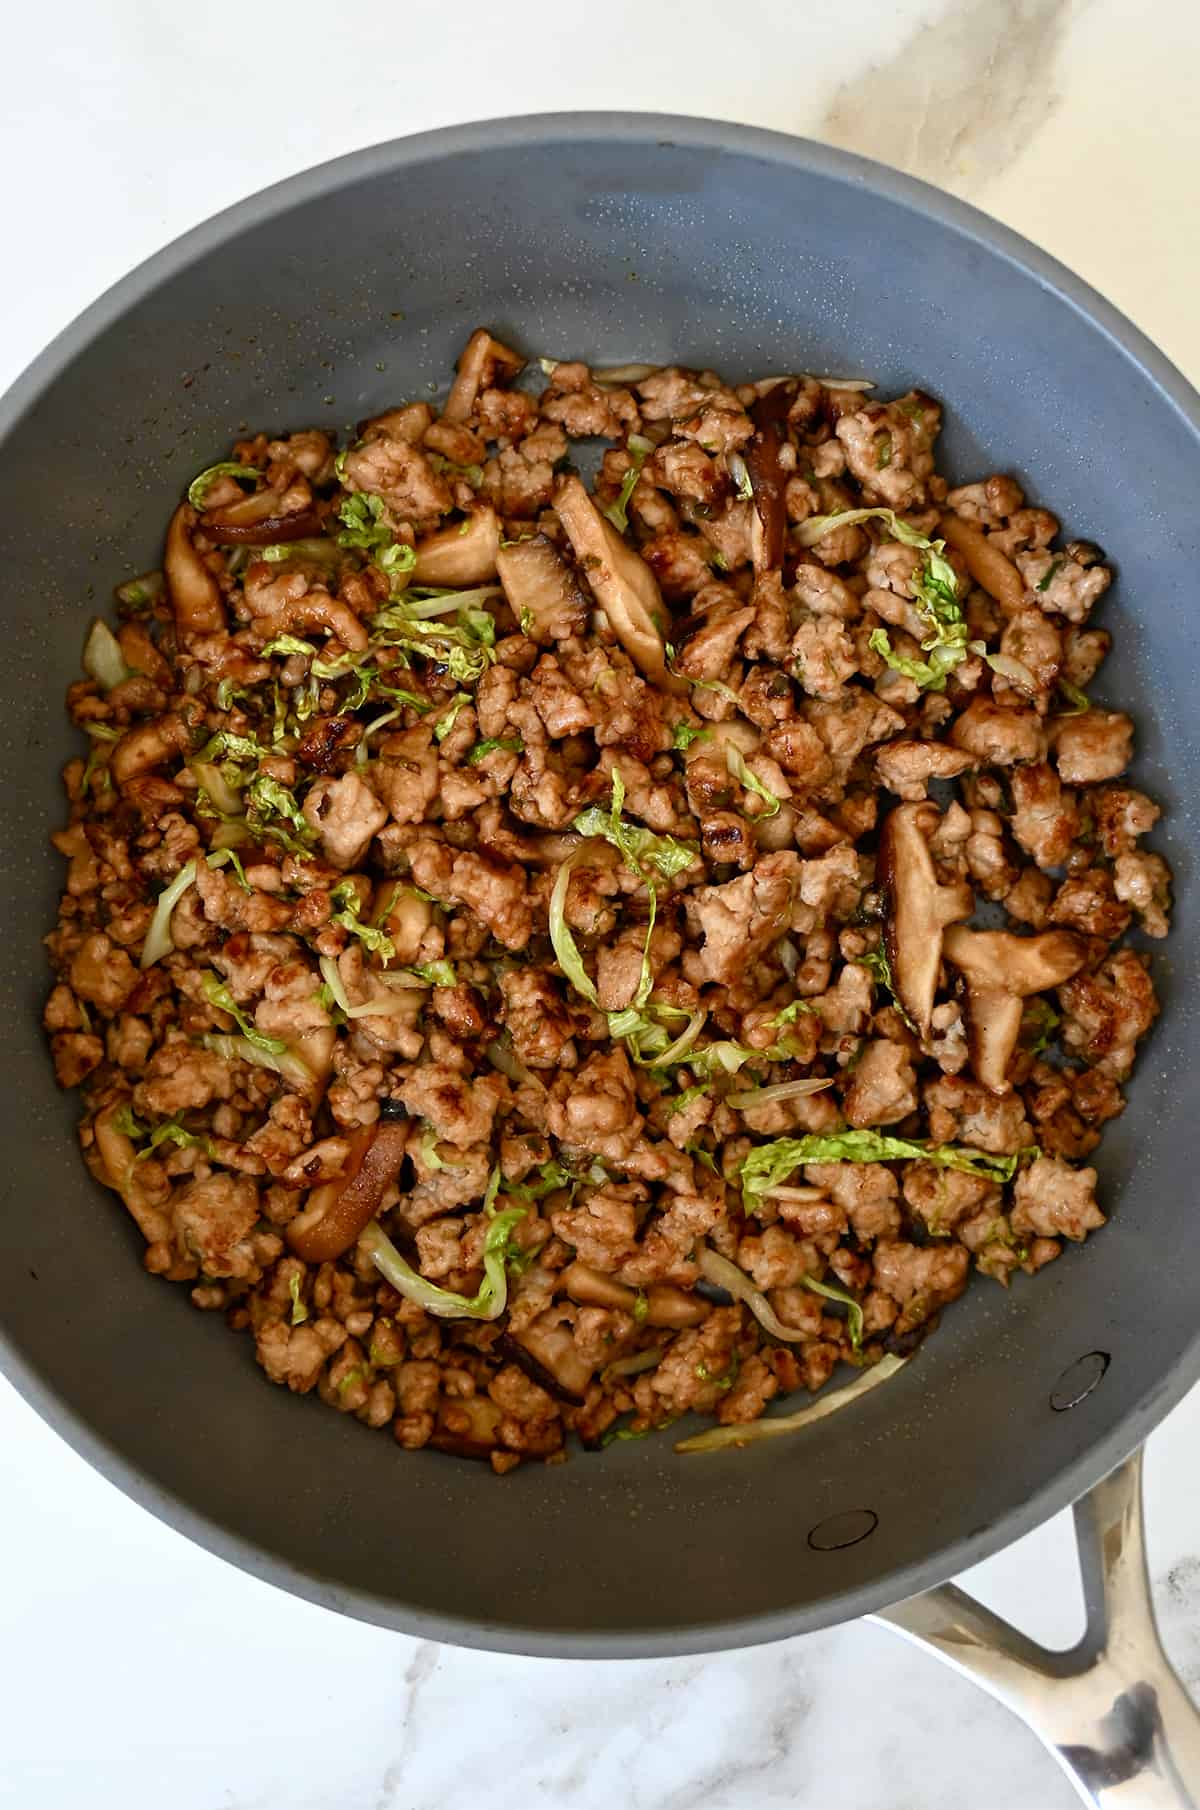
[819,0,1077,196]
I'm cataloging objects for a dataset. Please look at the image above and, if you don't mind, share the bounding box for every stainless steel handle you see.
[874,1451,1200,1808]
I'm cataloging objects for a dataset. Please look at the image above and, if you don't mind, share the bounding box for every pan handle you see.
[874,1450,1200,1809]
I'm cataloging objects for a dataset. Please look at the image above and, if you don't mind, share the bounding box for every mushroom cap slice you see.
[745,380,796,572]
[165,503,225,636]
[411,504,499,586]
[200,480,320,546]
[878,802,975,1037]
[938,513,1025,614]
[496,533,589,643]
[442,328,525,425]
[554,474,684,691]
[943,925,1087,1094]
[286,1118,410,1262]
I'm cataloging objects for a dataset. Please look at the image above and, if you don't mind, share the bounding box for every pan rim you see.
[2,111,1199,1658]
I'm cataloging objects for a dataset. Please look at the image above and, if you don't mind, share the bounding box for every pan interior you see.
[1,119,1197,1656]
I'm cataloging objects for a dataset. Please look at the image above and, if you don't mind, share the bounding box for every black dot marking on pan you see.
[1050,1351,1111,1412]
[808,1508,879,1553]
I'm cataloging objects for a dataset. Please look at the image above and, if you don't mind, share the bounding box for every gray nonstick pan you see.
[1,116,1197,1808]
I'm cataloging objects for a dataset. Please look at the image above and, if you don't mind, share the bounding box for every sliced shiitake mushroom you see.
[878,802,975,1038]
[200,479,321,545]
[92,1103,172,1246]
[745,379,797,572]
[286,1118,410,1262]
[496,533,589,644]
[411,504,500,586]
[429,1394,505,1460]
[442,328,525,425]
[554,475,683,690]
[561,1261,710,1328]
[943,925,1087,1095]
[164,504,225,636]
[938,513,1025,613]
[506,1304,596,1403]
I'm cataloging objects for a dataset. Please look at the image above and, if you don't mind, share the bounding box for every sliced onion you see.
[777,937,799,979]
[82,619,132,691]
[140,858,198,968]
[675,1353,908,1453]
[697,1247,809,1344]
[726,1077,835,1110]
[759,1185,826,1203]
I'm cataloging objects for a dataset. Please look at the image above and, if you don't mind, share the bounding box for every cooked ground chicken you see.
[45,334,1167,1472]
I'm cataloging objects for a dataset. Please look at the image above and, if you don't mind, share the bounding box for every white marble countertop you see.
[3,3,1198,1805]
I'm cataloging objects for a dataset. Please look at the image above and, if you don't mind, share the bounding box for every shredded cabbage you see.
[140,859,198,969]
[317,956,386,1020]
[618,1007,707,1068]
[112,1105,216,1163]
[725,1077,834,1110]
[697,1248,813,1344]
[802,1275,864,1350]
[770,1000,815,1027]
[199,1033,314,1089]
[187,461,260,509]
[724,746,781,818]
[676,1353,908,1453]
[798,507,970,692]
[602,434,654,533]
[336,492,417,584]
[467,736,523,764]
[433,694,472,741]
[741,1129,1033,1208]
[361,1209,527,1322]
[856,946,916,1031]
[198,728,271,765]
[548,847,599,1006]
[245,774,316,851]
[201,972,288,1055]
[207,846,252,893]
[671,721,709,751]
[369,597,497,684]
[573,772,698,881]
[82,619,132,692]
[1057,679,1091,716]
[260,633,317,658]
[328,881,396,961]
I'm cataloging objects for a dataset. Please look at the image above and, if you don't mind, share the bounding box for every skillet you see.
[1,114,1197,1805]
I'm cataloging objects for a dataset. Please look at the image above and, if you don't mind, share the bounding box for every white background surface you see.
[3,3,1198,1806]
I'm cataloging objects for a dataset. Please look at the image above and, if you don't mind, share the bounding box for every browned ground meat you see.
[45,335,1167,1471]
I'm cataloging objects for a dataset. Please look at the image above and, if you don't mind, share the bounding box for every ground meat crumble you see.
[45,333,1168,1471]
